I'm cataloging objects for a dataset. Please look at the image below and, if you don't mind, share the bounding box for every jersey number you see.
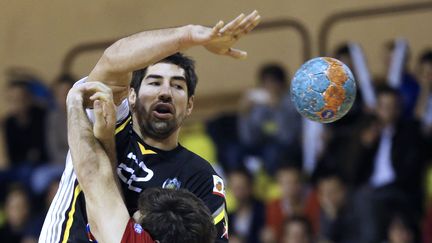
[117,152,154,193]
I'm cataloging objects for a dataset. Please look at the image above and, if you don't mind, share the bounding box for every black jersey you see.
[40,110,228,242]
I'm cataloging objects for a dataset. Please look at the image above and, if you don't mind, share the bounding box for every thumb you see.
[227,48,247,59]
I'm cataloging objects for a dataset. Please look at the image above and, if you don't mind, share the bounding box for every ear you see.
[128,88,137,111]
[186,95,194,116]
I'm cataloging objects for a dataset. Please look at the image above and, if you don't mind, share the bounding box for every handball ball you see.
[290,57,356,123]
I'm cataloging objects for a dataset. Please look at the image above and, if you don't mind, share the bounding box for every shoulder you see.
[178,145,217,175]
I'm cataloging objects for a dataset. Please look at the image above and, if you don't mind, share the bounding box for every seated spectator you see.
[384,211,419,243]
[281,216,314,243]
[3,80,48,167]
[423,205,432,243]
[0,184,33,243]
[228,168,265,243]
[353,86,425,206]
[238,63,302,174]
[266,164,306,241]
[314,171,361,243]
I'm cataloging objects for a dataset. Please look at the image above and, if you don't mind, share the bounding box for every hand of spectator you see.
[188,10,261,59]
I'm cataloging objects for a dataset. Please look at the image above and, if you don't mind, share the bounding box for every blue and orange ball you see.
[290,57,356,123]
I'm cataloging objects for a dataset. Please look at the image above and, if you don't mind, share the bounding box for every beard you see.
[135,99,182,140]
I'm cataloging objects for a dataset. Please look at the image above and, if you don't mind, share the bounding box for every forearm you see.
[67,101,103,186]
[89,25,193,83]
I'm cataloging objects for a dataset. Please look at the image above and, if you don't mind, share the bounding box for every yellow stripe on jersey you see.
[61,185,82,243]
[213,207,226,225]
[115,116,132,134]
[138,142,156,155]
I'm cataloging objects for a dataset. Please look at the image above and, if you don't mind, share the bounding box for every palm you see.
[191,10,261,59]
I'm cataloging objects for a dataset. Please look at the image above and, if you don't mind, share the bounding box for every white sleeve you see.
[73,77,130,124]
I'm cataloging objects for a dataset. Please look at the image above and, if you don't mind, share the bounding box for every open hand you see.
[189,10,261,59]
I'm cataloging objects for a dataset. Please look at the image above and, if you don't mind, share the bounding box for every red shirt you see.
[121,219,154,243]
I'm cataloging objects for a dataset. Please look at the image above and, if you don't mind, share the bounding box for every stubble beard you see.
[135,100,180,140]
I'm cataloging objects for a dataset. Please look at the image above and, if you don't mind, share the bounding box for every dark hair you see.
[334,43,350,57]
[419,49,432,64]
[375,84,400,98]
[258,63,287,85]
[228,168,253,183]
[131,53,197,97]
[8,80,30,90]
[138,188,216,243]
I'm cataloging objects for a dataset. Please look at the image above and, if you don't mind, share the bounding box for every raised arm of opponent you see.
[88,10,261,103]
[66,81,130,243]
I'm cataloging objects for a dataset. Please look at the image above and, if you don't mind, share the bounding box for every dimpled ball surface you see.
[290,57,356,123]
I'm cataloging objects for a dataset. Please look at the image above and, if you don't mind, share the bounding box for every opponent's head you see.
[129,53,197,140]
[137,188,216,243]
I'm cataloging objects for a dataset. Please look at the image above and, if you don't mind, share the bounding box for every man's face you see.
[130,63,193,140]
[419,62,432,84]
[377,93,399,125]
[276,169,302,201]
[282,222,310,243]
[229,173,252,203]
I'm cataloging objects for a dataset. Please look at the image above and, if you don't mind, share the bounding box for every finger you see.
[239,14,261,37]
[234,10,259,35]
[83,81,112,95]
[93,100,106,127]
[89,92,113,103]
[102,99,117,126]
[220,13,245,34]
[227,48,247,59]
[211,20,224,36]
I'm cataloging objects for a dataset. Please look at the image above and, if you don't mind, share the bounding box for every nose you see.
[158,82,172,102]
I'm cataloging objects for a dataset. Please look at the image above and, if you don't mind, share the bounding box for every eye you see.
[149,81,160,86]
[174,84,184,90]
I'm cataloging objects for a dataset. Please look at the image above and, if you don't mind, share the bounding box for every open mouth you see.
[152,103,174,120]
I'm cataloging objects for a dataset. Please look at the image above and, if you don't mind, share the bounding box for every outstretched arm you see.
[66,82,128,243]
[88,10,261,103]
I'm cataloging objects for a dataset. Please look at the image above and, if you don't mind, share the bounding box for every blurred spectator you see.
[0,184,34,243]
[281,216,313,243]
[305,171,361,243]
[384,40,420,118]
[3,80,48,166]
[228,168,265,243]
[238,63,302,174]
[347,86,426,242]
[415,50,432,137]
[353,86,425,199]
[384,212,419,243]
[46,74,74,165]
[424,205,432,243]
[266,164,306,241]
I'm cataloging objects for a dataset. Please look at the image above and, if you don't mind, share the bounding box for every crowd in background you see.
[0,40,431,243]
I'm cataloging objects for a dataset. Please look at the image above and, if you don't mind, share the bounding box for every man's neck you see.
[132,115,179,151]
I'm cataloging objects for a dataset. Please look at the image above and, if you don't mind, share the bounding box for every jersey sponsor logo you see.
[162,177,182,189]
[117,152,155,193]
[134,223,143,234]
[212,175,225,198]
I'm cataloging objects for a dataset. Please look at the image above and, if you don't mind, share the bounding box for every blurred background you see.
[0,0,431,242]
